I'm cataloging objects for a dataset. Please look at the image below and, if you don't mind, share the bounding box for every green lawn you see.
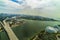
[1,20,60,40]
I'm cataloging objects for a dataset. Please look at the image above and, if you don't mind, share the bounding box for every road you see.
[0,20,19,40]
[56,34,60,40]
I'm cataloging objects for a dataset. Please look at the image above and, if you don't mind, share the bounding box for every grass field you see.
[0,19,60,40]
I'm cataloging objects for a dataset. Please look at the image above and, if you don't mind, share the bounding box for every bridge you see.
[0,19,19,40]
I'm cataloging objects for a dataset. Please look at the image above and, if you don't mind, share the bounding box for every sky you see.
[0,0,60,18]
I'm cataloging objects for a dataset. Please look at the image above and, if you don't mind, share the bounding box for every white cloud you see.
[25,0,51,8]
[0,0,60,18]
[1,0,55,9]
[4,0,24,9]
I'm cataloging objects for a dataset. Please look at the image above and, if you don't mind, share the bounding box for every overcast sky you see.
[0,0,60,18]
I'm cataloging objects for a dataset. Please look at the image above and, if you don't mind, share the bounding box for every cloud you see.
[0,0,27,14]
[0,0,60,18]
[0,0,56,10]
[25,0,50,8]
